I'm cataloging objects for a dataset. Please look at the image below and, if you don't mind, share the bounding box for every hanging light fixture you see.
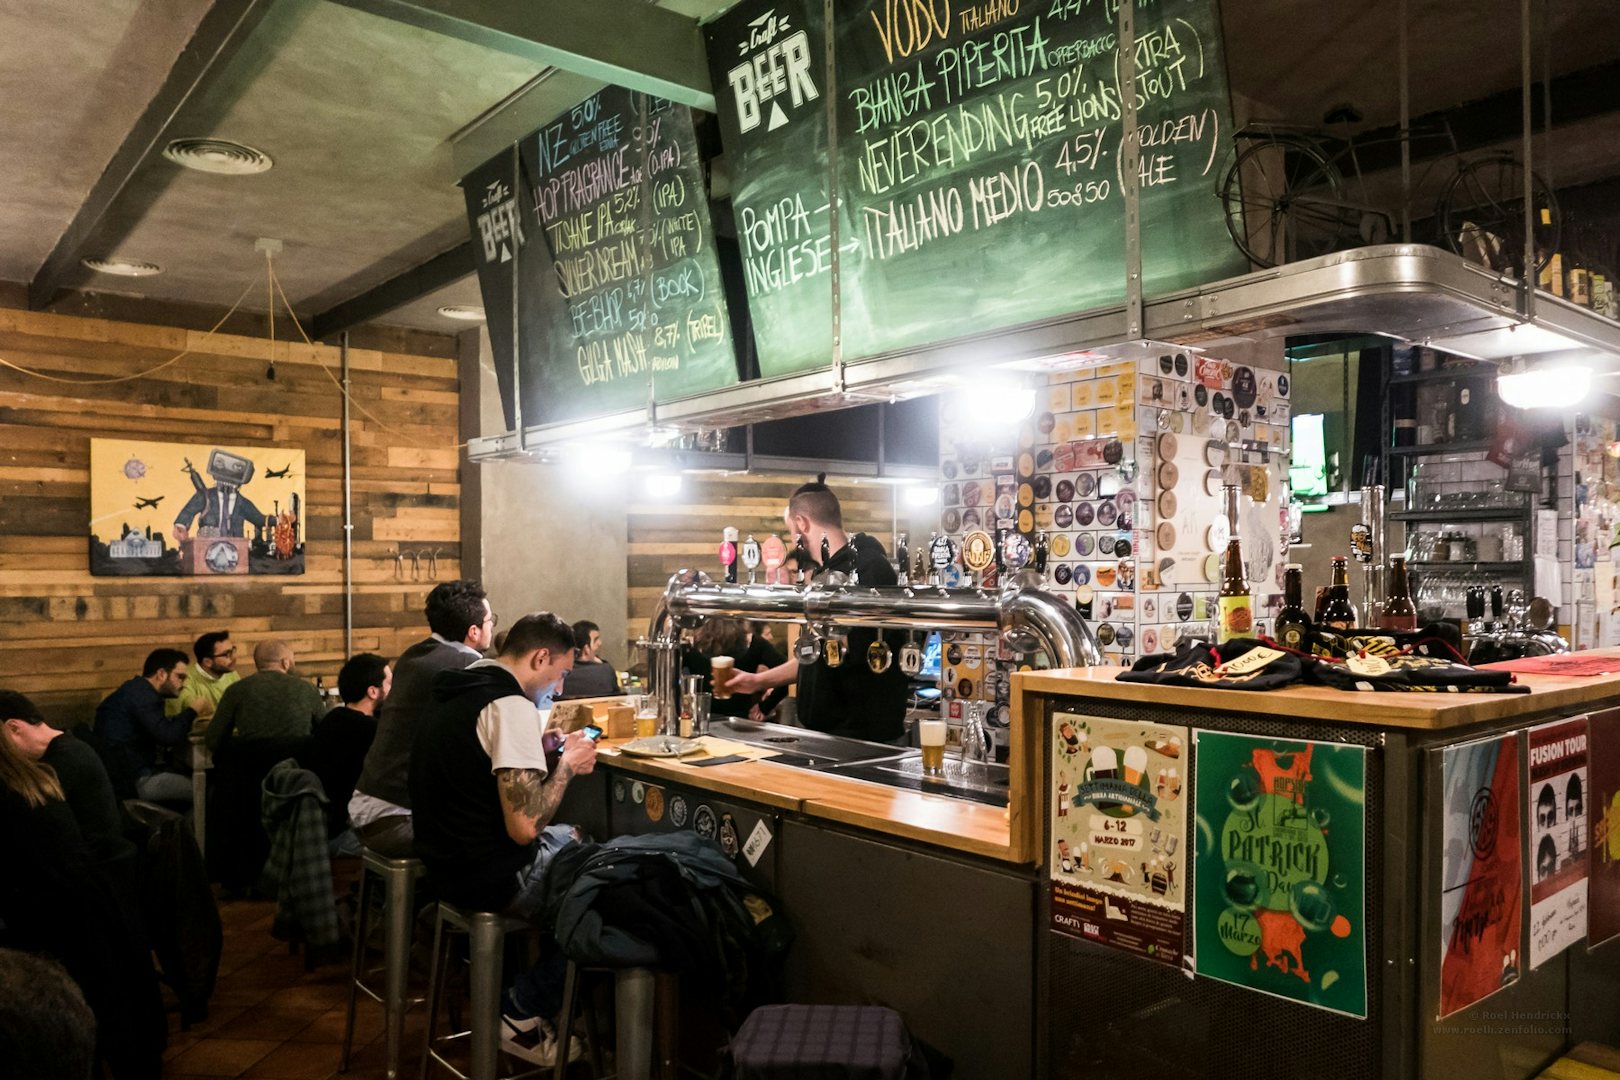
[1496,355,1594,410]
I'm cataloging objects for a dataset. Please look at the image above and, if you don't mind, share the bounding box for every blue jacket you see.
[94,677,195,798]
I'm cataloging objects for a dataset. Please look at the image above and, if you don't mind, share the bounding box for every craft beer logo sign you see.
[1193,732,1367,1018]
[1050,713,1188,968]
[475,175,525,265]
[1437,732,1523,1019]
[1587,708,1620,947]
[727,10,820,134]
[1528,716,1589,967]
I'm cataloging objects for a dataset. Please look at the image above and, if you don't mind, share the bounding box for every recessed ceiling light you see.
[162,137,273,175]
[438,305,486,322]
[81,257,162,277]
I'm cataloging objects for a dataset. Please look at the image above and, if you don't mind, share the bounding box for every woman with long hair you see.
[681,617,787,719]
[0,708,164,1080]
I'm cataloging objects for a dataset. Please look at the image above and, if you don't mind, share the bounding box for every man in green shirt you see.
[203,639,326,752]
[165,630,241,719]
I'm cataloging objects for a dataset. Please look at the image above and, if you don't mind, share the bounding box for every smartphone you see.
[581,724,603,742]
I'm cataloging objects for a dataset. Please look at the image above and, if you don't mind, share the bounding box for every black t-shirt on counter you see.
[796,534,908,742]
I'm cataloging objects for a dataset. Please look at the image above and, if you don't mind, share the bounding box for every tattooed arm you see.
[494,731,598,845]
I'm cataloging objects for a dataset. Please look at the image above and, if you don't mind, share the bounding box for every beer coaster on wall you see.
[1193,731,1368,1018]
[1438,732,1523,1018]
[1049,714,1191,966]
[1076,472,1096,498]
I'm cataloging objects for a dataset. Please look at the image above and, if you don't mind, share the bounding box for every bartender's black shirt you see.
[796,534,908,742]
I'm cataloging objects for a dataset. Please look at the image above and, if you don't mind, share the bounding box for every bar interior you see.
[11,2,1620,1079]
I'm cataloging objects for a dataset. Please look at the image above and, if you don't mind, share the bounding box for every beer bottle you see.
[1320,555,1359,630]
[1275,564,1311,651]
[1538,208,1564,297]
[1216,484,1253,643]
[1380,555,1419,631]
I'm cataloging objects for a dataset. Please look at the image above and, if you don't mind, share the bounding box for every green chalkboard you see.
[709,0,1246,372]
[465,86,739,428]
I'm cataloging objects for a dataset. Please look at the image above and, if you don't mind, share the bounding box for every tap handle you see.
[1489,584,1504,619]
[1465,586,1485,621]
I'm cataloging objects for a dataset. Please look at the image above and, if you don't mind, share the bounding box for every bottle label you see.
[1217,595,1253,642]
[1279,624,1306,650]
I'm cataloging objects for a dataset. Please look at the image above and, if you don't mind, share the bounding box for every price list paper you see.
[1437,732,1523,1019]
[463,87,739,428]
[1049,713,1188,968]
[1193,731,1367,1018]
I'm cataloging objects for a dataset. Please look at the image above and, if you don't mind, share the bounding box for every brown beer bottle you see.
[1380,555,1419,631]
[1320,555,1359,630]
[1216,484,1253,643]
[1275,564,1311,651]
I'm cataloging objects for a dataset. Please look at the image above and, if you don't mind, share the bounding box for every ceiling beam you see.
[310,240,477,339]
[27,0,277,311]
[450,66,605,179]
[328,0,715,112]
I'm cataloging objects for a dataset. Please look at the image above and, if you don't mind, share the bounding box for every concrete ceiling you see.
[1,0,1618,339]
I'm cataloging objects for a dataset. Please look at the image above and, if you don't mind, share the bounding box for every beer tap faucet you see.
[1034,530,1049,576]
[721,526,739,584]
[895,531,910,586]
[961,702,991,769]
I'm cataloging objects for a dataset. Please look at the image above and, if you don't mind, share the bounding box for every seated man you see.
[409,613,595,1065]
[2,690,133,866]
[93,648,202,804]
[306,653,390,850]
[165,630,239,720]
[351,579,495,858]
[203,640,326,753]
[556,620,620,699]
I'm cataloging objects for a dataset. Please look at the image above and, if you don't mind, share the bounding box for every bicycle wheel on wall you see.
[1436,152,1559,277]
[1218,131,1354,268]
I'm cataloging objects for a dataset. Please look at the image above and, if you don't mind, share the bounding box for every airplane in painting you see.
[134,496,165,510]
[265,464,294,479]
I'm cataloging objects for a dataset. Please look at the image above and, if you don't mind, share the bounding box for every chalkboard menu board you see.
[707,0,1246,371]
[464,86,739,428]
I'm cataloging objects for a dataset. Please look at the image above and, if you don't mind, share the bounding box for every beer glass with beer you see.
[710,655,735,699]
[633,694,659,739]
[920,719,947,775]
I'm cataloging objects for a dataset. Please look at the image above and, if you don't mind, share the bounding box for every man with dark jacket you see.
[93,648,203,803]
[409,612,595,1066]
[351,580,494,857]
[306,653,390,845]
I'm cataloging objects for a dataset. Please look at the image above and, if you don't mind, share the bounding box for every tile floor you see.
[161,889,419,1080]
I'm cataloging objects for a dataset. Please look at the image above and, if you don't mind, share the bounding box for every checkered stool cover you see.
[731,1004,911,1080]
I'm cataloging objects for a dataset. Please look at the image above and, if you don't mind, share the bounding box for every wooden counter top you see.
[1015,651,1620,731]
[596,740,1018,862]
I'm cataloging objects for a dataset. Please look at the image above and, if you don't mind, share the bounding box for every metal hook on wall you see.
[409,549,421,581]
[394,546,404,581]
[428,547,441,580]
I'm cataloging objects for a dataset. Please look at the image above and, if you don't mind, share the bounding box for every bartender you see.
[727,476,909,743]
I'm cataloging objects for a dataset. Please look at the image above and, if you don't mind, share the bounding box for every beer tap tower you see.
[1355,484,1387,627]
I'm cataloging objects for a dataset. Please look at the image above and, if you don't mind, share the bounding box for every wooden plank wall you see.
[0,308,460,725]
[626,473,897,651]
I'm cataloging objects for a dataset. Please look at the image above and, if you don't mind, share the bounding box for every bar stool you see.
[342,849,427,1078]
[419,901,544,1080]
[553,961,679,1080]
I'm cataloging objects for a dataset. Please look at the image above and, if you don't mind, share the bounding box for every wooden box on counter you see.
[549,696,635,738]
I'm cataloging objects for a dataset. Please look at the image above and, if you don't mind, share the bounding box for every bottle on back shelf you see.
[1216,484,1253,644]
[1538,207,1564,297]
[1275,564,1311,651]
[1320,555,1359,631]
[1379,556,1419,631]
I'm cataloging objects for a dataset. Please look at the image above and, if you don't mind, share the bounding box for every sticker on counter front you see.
[1528,716,1589,968]
[1438,732,1523,1019]
[631,781,645,805]
[644,786,665,824]
[1050,714,1188,969]
[669,794,689,830]
[1194,731,1368,1019]
[1587,709,1620,948]
[693,804,717,841]
[742,820,773,867]
[719,813,740,857]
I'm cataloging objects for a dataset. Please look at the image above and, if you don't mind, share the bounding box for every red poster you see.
[1438,732,1524,1019]
[1589,709,1620,948]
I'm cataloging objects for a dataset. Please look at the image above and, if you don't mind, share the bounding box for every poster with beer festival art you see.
[1049,713,1188,968]
[1193,731,1367,1018]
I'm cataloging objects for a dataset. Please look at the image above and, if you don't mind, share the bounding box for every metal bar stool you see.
[342,849,427,1078]
[419,901,547,1080]
[553,962,679,1080]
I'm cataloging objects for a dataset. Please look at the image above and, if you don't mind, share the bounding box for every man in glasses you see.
[165,630,240,719]
[351,580,497,858]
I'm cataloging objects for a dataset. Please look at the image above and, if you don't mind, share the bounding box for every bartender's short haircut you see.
[0,690,43,725]
[499,613,574,660]
[143,647,189,677]
[788,473,842,528]
[194,630,230,663]
[338,653,389,704]
[425,579,488,641]
[0,947,96,1080]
